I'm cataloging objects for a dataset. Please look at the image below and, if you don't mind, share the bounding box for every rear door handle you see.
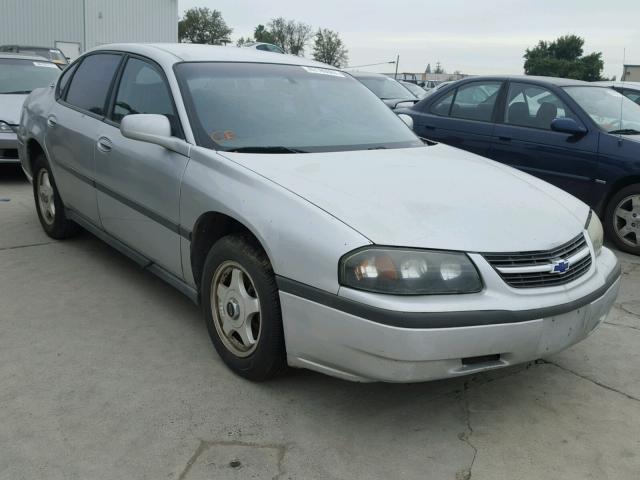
[47,116,57,128]
[97,136,113,153]
[498,136,511,142]
[423,124,436,130]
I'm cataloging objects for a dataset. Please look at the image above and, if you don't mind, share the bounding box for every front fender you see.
[18,87,56,180]
[180,147,371,293]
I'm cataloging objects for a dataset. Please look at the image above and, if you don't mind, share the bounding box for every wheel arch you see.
[601,175,640,216]
[24,137,47,178]
[189,211,273,289]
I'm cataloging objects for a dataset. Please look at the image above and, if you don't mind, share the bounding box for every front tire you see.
[32,153,79,239]
[201,235,286,381]
[604,183,640,255]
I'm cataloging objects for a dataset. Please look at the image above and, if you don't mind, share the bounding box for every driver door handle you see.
[47,116,57,128]
[97,136,113,153]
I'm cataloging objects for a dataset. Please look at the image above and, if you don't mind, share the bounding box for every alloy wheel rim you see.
[614,194,640,247]
[37,169,56,226]
[211,261,261,357]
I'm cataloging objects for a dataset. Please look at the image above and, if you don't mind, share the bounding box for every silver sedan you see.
[18,44,620,382]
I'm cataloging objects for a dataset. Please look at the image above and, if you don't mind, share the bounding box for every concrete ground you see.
[1,163,639,480]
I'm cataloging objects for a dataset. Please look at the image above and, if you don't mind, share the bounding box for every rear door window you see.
[450,82,501,122]
[429,90,454,115]
[65,53,122,116]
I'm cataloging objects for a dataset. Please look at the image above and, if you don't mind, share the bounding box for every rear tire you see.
[201,234,286,381]
[32,153,80,239]
[604,183,640,255]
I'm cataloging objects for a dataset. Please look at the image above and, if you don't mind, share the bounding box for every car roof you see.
[457,74,589,87]
[0,52,56,62]
[348,71,394,80]
[593,81,640,89]
[90,43,331,69]
[1,45,60,51]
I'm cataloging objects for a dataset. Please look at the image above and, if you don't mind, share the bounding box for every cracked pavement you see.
[1,165,639,479]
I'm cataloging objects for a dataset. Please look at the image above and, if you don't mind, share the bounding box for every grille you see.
[0,148,19,159]
[482,234,592,288]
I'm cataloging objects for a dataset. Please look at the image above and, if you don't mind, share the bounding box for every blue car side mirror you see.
[551,118,587,136]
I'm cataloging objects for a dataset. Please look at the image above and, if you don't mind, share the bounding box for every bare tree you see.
[267,17,313,56]
[312,29,348,68]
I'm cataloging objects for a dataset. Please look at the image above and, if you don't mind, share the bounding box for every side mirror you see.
[120,114,189,156]
[551,118,587,136]
[393,99,419,110]
[397,113,414,130]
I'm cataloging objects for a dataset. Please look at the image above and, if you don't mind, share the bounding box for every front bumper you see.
[279,247,620,382]
[0,131,19,163]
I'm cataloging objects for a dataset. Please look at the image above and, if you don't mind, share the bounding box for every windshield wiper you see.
[225,146,309,154]
[609,129,640,135]
[2,90,32,94]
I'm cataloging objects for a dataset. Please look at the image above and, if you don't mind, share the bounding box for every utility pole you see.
[394,54,399,79]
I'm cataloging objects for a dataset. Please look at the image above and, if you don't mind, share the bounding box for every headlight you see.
[0,121,15,133]
[586,210,604,255]
[339,247,482,295]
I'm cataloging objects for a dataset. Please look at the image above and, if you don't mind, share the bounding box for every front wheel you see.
[32,153,79,239]
[604,183,640,255]
[201,235,286,381]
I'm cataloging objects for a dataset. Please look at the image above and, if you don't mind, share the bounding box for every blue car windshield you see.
[174,62,422,152]
[564,86,640,133]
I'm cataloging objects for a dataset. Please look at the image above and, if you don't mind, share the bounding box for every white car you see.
[0,53,60,164]
[18,44,620,382]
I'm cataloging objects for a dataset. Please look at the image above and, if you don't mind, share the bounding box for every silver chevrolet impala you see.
[18,44,621,382]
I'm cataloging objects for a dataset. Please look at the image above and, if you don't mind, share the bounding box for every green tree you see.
[433,61,444,74]
[254,24,276,44]
[236,36,253,47]
[267,17,313,55]
[178,7,232,45]
[523,35,604,81]
[312,29,348,67]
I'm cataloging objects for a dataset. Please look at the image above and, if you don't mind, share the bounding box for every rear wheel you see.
[32,153,79,239]
[604,183,640,255]
[201,235,286,380]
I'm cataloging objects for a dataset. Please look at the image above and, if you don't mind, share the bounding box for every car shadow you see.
[0,163,27,185]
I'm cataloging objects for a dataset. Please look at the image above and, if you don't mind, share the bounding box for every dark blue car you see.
[399,76,640,255]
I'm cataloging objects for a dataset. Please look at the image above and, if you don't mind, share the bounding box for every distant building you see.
[0,0,178,61]
[383,72,469,85]
[622,65,640,82]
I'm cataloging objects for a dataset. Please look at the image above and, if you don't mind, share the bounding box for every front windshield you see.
[357,76,416,100]
[564,86,640,133]
[175,62,422,152]
[0,58,60,94]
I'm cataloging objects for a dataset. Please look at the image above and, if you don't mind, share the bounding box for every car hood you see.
[223,145,589,253]
[0,94,27,124]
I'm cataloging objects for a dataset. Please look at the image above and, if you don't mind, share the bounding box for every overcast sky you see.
[178,0,638,79]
